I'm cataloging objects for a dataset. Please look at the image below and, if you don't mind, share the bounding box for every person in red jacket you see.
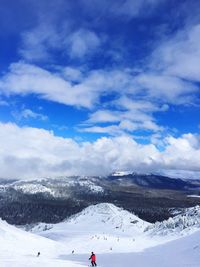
[89,252,97,266]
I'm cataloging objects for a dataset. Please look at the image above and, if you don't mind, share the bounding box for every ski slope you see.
[64,229,200,267]
[1,203,200,266]
[0,218,83,267]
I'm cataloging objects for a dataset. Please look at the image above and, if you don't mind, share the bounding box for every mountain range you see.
[1,173,200,225]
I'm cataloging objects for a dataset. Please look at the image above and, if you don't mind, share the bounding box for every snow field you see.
[1,203,200,266]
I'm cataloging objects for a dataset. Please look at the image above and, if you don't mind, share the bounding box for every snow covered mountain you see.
[109,172,200,190]
[10,176,104,196]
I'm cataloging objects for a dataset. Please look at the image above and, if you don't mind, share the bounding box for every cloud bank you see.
[1,122,200,179]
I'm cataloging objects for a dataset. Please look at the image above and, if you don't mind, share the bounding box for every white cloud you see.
[86,110,120,123]
[12,108,48,121]
[20,24,62,61]
[0,63,137,109]
[1,122,200,179]
[17,0,165,63]
[112,0,164,17]
[20,19,102,61]
[62,67,83,82]
[0,60,198,135]
[80,0,164,19]
[115,96,162,112]
[80,125,125,136]
[157,134,200,172]
[0,98,8,106]
[0,62,96,108]
[0,61,197,111]
[134,73,197,104]
[81,119,161,135]
[68,29,101,58]
[82,97,164,134]
[152,24,200,83]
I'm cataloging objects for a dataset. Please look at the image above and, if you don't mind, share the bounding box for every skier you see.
[37,252,40,257]
[89,252,97,266]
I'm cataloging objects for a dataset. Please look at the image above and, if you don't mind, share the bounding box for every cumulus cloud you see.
[0,122,200,179]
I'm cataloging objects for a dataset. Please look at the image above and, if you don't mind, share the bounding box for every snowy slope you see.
[33,203,168,253]
[65,229,200,267]
[1,203,200,267]
[0,218,83,267]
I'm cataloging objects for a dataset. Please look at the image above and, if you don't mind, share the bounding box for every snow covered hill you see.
[27,202,149,235]
[32,203,165,253]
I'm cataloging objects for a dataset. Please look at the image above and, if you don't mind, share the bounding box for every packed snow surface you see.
[1,203,200,266]
[0,218,83,267]
[65,229,200,267]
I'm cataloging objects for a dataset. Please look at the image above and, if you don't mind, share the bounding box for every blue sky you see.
[0,0,200,179]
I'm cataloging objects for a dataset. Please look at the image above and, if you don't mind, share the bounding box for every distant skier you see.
[37,252,40,257]
[89,252,97,266]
